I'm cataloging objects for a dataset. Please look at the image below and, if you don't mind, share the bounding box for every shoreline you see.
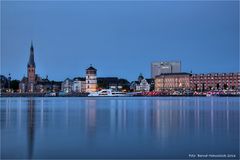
[0,93,239,98]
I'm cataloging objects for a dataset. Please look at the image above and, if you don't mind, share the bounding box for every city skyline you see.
[1,1,239,81]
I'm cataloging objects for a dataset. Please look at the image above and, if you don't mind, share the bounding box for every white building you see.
[61,65,97,94]
[61,78,73,93]
[72,77,86,93]
[136,79,150,91]
[131,73,150,92]
[86,65,97,92]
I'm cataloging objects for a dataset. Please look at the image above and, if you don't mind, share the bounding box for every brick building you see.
[19,42,62,93]
[19,42,37,93]
[154,72,240,92]
[190,73,240,91]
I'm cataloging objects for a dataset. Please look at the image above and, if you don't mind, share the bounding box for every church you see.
[19,42,38,93]
[19,42,61,93]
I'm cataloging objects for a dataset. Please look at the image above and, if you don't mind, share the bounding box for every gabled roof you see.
[131,81,140,85]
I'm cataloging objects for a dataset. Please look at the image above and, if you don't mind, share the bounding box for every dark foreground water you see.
[1,97,239,159]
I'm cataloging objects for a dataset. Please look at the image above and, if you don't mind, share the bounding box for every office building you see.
[151,61,181,78]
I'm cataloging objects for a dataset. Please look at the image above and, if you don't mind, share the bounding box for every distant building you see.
[130,73,150,92]
[19,42,37,93]
[19,42,62,93]
[52,81,62,92]
[86,65,97,93]
[136,79,150,91]
[61,78,73,93]
[72,77,86,93]
[151,61,181,78]
[97,77,130,91]
[146,78,155,91]
[155,72,240,92]
[190,72,240,91]
[27,42,36,92]
[130,81,139,91]
[155,72,191,91]
[117,78,130,91]
[35,77,51,92]
[35,77,62,93]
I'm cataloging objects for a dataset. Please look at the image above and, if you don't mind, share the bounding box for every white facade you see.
[72,80,86,93]
[136,79,150,91]
[73,80,81,92]
[61,78,73,93]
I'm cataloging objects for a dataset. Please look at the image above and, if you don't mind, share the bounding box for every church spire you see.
[28,41,35,68]
[30,40,33,51]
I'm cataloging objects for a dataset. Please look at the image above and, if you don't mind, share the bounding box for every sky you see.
[1,0,239,81]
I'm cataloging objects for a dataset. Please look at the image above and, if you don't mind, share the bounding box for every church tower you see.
[27,41,36,92]
[86,65,97,92]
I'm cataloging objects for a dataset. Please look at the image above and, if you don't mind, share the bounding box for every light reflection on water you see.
[1,97,239,159]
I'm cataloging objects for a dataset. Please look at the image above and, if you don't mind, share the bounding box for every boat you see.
[88,89,127,97]
[44,92,57,97]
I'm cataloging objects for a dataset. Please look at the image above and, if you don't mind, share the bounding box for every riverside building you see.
[154,72,191,91]
[19,42,37,93]
[190,73,240,91]
[19,42,62,93]
[154,72,240,92]
[130,73,152,92]
[85,65,97,92]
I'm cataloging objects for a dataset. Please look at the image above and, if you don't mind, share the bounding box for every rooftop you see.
[155,72,191,78]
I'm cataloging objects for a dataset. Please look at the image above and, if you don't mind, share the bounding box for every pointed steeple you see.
[28,41,35,68]
[30,40,34,52]
[138,73,144,82]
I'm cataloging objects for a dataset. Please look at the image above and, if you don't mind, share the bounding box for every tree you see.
[10,80,20,91]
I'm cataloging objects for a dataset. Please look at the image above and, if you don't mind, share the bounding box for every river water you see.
[1,97,239,159]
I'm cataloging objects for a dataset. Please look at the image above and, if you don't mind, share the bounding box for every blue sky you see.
[1,0,239,81]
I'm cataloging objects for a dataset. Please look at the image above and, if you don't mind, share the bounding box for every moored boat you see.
[88,89,127,97]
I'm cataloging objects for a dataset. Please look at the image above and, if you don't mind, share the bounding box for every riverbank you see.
[0,93,88,97]
[0,93,239,97]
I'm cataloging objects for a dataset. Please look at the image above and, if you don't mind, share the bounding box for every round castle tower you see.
[86,65,97,92]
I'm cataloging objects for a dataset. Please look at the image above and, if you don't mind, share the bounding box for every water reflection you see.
[0,97,239,159]
[85,99,96,136]
[27,99,35,159]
